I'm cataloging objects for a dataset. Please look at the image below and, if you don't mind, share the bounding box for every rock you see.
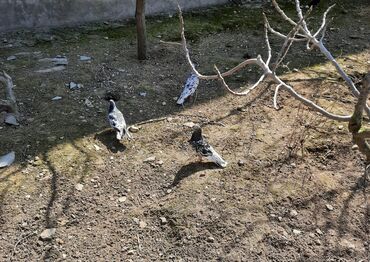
[160,217,167,225]
[143,156,156,163]
[0,151,15,168]
[133,218,140,224]
[84,99,93,108]
[93,144,101,151]
[183,122,195,128]
[118,196,127,203]
[128,126,140,133]
[139,92,147,97]
[79,55,91,61]
[4,113,19,126]
[162,102,167,106]
[75,184,84,191]
[237,160,245,166]
[39,57,68,66]
[338,125,344,130]
[51,96,62,101]
[315,239,322,245]
[351,144,359,150]
[315,228,323,235]
[139,220,147,229]
[37,66,66,73]
[289,209,298,218]
[6,55,16,61]
[68,82,82,90]
[326,204,334,211]
[40,228,56,240]
[292,229,301,235]
[127,250,135,255]
[207,236,215,243]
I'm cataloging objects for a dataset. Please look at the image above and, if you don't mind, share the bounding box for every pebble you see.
[139,220,147,229]
[79,55,91,61]
[7,55,16,61]
[143,156,156,163]
[51,96,62,101]
[183,122,195,128]
[129,126,140,133]
[289,209,298,218]
[326,204,334,211]
[75,184,84,191]
[127,250,135,255]
[84,98,93,108]
[139,92,147,97]
[207,236,215,243]
[118,196,127,203]
[292,229,301,235]
[351,144,359,150]
[4,113,19,126]
[338,125,344,130]
[315,228,323,235]
[160,217,167,225]
[162,102,167,106]
[237,160,245,166]
[40,228,56,240]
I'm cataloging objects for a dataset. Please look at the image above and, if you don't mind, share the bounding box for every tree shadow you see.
[94,129,127,153]
[172,162,219,187]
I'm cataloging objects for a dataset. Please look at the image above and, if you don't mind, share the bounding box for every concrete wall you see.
[0,0,230,32]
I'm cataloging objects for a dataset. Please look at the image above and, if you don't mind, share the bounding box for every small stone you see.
[162,102,166,106]
[7,55,16,61]
[351,144,359,150]
[75,184,84,191]
[338,125,344,130]
[167,117,173,122]
[62,254,67,259]
[293,68,299,72]
[207,236,215,243]
[237,160,245,166]
[69,82,77,89]
[277,216,282,222]
[143,156,156,163]
[289,209,298,217]
[84,99,93,108]
[127,250,135,255]
[4,113,19,126]
[160,217,167,225]
[183,122,195,128]
[118,196,127,203]
[139,92,147,97]
[51,96,62,101]
[293,229,301,235]
[79,55,91,61]
[139,220,147,229]
[326,204,334,211]
[133,218,140,224]
[93,144,101,151]
[40,228,56,240]
[128,126,140,133]
[315,239,322,245]
[166,189,172,194]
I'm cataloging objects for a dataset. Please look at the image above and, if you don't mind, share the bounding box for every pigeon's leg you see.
[192,90,198,104]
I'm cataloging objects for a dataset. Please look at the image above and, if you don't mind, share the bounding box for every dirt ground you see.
[0,1,369,261]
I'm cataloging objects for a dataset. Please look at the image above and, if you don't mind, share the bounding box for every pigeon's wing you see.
[177,74,199,105]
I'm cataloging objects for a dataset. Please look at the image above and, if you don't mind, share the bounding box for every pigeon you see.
[107,99,131,140]
[176,73,199,105]
[189,125,227,168]
[309,0,320,7]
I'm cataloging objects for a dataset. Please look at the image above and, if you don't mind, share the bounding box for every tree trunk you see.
[136,0,147,60]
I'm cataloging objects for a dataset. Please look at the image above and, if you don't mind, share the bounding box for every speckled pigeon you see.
[189,125,227,168]
[107,99,131,140]
[176,73,199,105]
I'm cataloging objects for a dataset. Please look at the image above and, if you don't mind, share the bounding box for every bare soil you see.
[0,1,369,261]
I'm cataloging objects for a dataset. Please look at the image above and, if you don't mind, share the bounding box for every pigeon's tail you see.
[176,96,185,105]
[207,147,227,168]
[116,129,125,140]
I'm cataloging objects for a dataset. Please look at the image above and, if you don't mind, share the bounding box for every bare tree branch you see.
[314,4,335,38]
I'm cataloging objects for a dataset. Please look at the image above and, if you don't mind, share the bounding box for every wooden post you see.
[136,0,147,60]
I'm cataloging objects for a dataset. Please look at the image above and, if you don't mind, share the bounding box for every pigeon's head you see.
[189,125,202,142]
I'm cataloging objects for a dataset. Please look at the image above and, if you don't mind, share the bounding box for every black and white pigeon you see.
[107,99,131,140]
[176,73,199,105]
[189,125,227,168]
